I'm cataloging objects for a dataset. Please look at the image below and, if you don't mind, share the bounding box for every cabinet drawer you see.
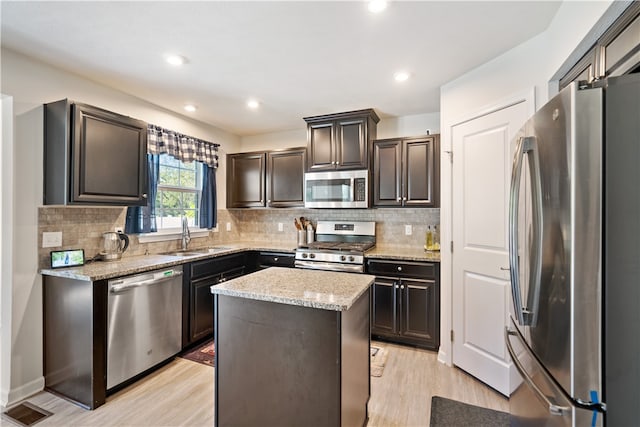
[191,254,246,279]
[221,266,245,282]
[258,252,295,268]
[366,259,436,279]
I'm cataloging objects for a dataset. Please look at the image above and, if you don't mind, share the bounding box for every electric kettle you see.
[100,231,130,261]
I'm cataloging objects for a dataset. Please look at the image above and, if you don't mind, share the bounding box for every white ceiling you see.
[1,1,561,136]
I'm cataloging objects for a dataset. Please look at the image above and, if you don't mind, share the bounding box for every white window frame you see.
[138,154,214,243]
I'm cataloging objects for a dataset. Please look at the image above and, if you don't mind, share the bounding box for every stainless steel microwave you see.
[304,170,369,208]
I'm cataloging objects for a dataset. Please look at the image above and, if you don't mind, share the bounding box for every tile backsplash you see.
[38,206,439,269]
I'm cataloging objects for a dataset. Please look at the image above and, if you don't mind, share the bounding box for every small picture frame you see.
[50,249,85,269]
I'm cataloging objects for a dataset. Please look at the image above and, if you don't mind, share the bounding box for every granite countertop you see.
[210,267,374,311]
[40,241,297,281]
[366,244,441,262]
[39,240,439,282]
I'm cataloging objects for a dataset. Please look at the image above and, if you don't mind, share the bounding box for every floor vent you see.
[2,402,53,427]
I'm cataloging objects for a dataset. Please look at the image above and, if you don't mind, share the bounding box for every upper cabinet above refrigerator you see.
[44,99,148,206]
[560,2,640,88]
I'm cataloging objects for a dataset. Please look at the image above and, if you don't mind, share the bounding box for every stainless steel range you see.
[295,221,375,273]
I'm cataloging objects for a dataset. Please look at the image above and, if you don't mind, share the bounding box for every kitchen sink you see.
[163,251,204,257]
[163,246,233,257]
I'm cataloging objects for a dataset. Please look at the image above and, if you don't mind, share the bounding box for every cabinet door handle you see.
[336,161,340,165]
[400,285,405,290]
[274,257,279,261]
[397,197,401,202]
[397,266,402,271]
[403,197,407,201]
[142,193,148,199]
[267,199,271,203]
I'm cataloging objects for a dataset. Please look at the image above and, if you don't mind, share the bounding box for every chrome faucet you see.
[181,216,191,250]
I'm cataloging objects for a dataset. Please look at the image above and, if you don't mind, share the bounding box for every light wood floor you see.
[5,341,507,426]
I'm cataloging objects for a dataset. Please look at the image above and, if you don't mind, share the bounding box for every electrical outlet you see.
[405,225,412,236]
[114,227,123,233]
[43,231,62,248]
[278,223,283,232]
[226,222,231,231]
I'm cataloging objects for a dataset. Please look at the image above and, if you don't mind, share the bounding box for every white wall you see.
[438,0,614,367]
[239,112,441,153]
[240,128,306,152]
[0,47,241,407]
[0,94,14,410]
[376,112,440,139]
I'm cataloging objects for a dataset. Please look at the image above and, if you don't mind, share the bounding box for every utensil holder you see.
[297,230,307,247]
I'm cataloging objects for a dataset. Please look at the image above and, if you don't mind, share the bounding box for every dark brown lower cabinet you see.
[256,251,296,269]
[367,259,440,350]
[43,276,107,409]
[183,253,247,348]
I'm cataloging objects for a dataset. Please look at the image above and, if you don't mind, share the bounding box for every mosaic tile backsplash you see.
[38,206,439,269]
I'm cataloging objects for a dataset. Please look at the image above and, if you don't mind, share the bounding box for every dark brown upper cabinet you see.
[266,148,306,207]
[227,152,266,208]
[44,99,148,206]
[373,135,440,208]
[561,2,639,88]
[304,109,379,171]
[227,147,306,208]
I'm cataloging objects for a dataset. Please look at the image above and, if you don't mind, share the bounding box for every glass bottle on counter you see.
[425,226,434,251]
[432,225,440,251]
[424,225,441,251]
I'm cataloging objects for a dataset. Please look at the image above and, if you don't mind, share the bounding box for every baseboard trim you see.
[1,376,45,410]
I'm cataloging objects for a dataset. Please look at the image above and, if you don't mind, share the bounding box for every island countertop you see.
[210,267,374,311]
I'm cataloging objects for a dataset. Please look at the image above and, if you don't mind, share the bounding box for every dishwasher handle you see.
[110,271,183,294]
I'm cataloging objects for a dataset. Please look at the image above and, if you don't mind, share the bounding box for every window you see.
[155,154,202,229]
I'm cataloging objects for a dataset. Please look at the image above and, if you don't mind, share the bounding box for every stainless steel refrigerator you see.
[505,73,640,426]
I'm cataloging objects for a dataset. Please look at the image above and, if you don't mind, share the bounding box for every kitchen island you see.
[210,267,374,427]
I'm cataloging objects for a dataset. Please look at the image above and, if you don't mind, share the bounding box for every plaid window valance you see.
[147,124,219,168]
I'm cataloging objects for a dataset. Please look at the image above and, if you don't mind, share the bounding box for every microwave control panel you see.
[354,178,367,201]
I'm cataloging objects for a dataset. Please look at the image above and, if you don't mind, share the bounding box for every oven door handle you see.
[294,260,363,273]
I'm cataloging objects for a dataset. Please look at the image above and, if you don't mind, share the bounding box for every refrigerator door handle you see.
[506,319,607,415]
[508,136,543,326]
[505,325,571,416]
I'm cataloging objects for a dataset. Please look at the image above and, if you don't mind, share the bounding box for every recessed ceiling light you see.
[247,99,260,110]
[165,54,186,66]
[394,71,410,82]
[368,0,387,13]
[184,104,197,112]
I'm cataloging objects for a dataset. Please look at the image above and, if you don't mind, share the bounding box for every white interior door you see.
[451,99,529,396]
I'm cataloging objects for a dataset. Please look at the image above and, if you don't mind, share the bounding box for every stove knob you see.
[340,255,346,261]
[310,253,316,259]
[348,256,355,262]
[302,253,308,259]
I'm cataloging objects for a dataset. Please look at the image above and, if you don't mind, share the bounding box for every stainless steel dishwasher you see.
[107,266,183,390]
